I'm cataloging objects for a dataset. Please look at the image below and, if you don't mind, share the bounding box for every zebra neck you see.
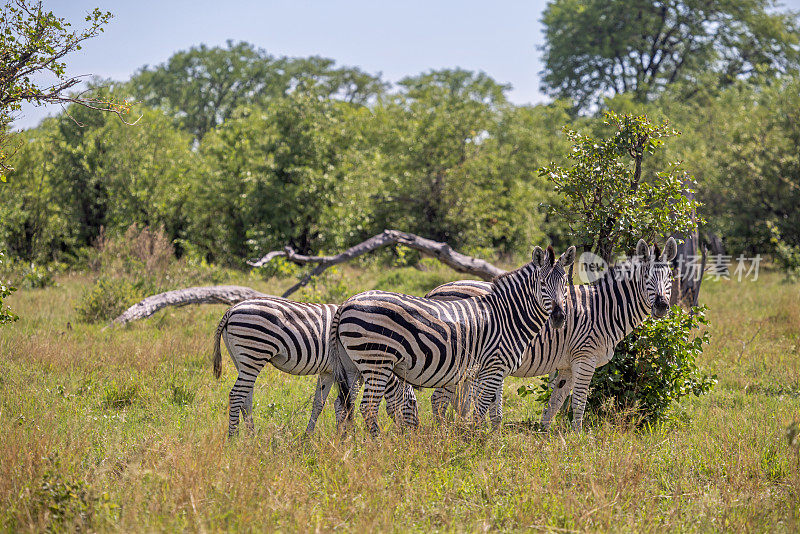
[591,268,651,341]
[486,290,548,361]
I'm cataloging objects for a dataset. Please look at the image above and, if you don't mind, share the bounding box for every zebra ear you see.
[558,246,576,268]
[635,239,649,260]
[661,237,678,262]
[531,246,545,268]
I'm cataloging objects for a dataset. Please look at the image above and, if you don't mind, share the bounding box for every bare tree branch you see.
[249,229,506,297]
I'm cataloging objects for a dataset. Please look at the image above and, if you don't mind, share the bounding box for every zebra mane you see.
[586,261,642,287]
[490,263,529,286]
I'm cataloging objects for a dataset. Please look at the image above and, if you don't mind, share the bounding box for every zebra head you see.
[635,237,678,318]
[541,245,576,329]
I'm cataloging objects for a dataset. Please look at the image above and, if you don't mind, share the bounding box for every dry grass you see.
[1,268,799,532]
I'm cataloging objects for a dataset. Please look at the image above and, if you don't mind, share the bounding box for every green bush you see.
[767,221,800,280]
[519,306,716,426]
[588,305,717,424]
[75,278,143,324]
[298,267,351,304]
[20,262,56,289]
[0,251,17,325]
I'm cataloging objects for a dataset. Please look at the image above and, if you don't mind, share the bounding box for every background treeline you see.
[2,3,799,267]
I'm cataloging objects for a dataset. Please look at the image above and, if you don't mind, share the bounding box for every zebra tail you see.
[212,308,232,379]
[329,305,355,423]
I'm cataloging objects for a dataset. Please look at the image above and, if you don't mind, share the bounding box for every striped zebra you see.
[425,238,678,431]
[331,245,576,436]
[211,297,419,436]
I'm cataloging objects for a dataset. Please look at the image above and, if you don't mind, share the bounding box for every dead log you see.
[249,229,506,297]
[110,285,272,327]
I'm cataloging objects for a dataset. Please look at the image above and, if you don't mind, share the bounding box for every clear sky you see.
[11,0,800,129]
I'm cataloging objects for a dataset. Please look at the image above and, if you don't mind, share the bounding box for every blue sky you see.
[12,0,800,129]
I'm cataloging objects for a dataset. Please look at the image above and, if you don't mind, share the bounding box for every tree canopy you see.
[541,0,800,111]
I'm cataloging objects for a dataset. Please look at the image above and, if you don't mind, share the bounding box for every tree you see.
[0,1,141,180]
[541,111,699,262]
[129,41,386,142]
[540,0,800,111]
[191,94,368,263]
[368,69,543,253]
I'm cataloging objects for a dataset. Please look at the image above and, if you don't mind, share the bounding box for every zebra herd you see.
[212,238,677,437]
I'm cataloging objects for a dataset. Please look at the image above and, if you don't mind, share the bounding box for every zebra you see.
[331,245,576,436]
[425,237,678,431]
[211,296,419,437]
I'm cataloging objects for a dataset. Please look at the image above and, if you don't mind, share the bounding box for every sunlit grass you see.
[1,268,799,531]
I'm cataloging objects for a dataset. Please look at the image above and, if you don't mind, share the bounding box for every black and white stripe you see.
[332,246,575,435]
[426,238,678,431]
[212,297,418,436]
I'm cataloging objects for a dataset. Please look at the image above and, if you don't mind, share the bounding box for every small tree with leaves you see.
[541,112,699,262]
[0,1,137,181]
[538,112,715,425]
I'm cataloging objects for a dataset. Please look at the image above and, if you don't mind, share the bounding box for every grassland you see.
[1,266,799,532]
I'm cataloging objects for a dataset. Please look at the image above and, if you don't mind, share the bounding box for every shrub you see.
[20,262,56,289]
[298,267,351,304]
[35,457,96,530]
[91,224,174,278]
[519,305,716,426]
[588,305,716,424]
[0,251,17,325]
[767,221,800,280]
[75,278,143,323]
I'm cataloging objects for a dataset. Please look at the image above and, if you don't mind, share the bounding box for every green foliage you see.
[589,306,717,424]
[541,0,800,111]
[168,380,195,407]
[767,221,800,280]
[19,262,55,289]
[129,41,386,141]
[0,251,17,325]
[297,267,351,304]
[75,277,142,324]
[34,456,98,530]
[542,111,700,261]
[250,257,302,280]
[0,1,113,179]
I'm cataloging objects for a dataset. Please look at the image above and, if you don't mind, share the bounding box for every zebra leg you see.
[336,375,362,432]
[570,357,597,432]
[540,368,573,431]
[242,389,255,433]
[455,377,476,418]
[472,368,505,429]
[431,386,455,423]
[305,373,334,435]
[487,387,504,431]
[385,376,419,430]
[228,374,256,437]
[359,367,393,437]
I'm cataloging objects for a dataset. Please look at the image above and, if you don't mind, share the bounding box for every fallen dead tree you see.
[109,230,506,327]
[249,229,506,297]
[110,285,272,327]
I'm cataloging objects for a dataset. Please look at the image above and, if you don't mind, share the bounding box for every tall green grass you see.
[0,268,798,531]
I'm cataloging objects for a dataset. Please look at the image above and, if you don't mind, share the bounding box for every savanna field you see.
[1,265,799,532]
